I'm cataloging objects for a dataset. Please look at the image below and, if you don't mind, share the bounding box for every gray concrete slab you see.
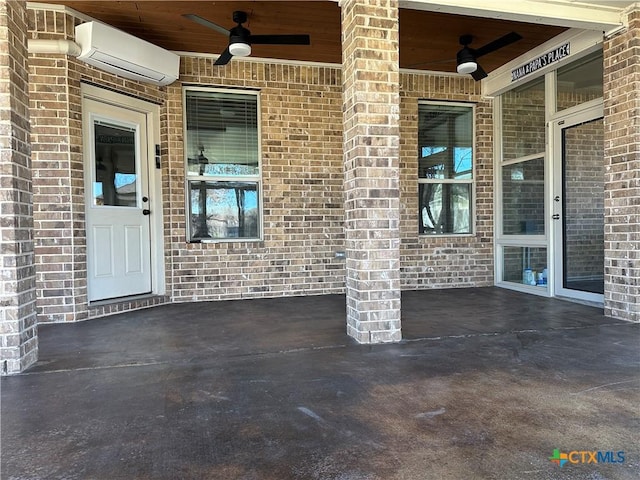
[1,288,639,479]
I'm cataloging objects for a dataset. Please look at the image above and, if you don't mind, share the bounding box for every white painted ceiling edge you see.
[333,0,632,31]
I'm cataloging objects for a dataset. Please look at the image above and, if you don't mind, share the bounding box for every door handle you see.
[552,214,560,220]
[142,209,151,216]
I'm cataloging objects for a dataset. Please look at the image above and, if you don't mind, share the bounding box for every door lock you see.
[554,196,560,202]
[142,209,151,216]
[552,214,560,220]
[142,196,149,203]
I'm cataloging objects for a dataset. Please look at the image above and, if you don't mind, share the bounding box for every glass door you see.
[552,106,604,303]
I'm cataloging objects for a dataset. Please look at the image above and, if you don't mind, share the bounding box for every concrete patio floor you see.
[1,287,639,479]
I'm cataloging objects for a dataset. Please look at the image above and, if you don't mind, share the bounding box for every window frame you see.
[183,86,263,243]
[417,100,476,237]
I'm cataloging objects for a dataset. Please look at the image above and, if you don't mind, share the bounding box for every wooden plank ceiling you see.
[35,1,567,74]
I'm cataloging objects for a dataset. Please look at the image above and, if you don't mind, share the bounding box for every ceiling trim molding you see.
[397,0,623,31]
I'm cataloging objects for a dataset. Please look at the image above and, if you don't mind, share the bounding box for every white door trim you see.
[81,84,165,301]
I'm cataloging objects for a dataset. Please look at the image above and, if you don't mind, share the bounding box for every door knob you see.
[142,209,151,216]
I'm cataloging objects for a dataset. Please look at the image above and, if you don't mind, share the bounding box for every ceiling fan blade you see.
[214,47,233,66]
[474,32,523,58]
[249,34,311,45]
[471,64,488,81]
[183,14,230,36]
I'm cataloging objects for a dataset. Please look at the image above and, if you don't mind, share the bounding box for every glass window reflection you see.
[93,122,138,207]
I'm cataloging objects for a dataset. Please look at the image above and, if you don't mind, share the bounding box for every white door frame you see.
[82,84,165,301]
[550,100,604,304]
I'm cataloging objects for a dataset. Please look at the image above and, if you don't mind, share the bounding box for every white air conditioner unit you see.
[75,21,179,86]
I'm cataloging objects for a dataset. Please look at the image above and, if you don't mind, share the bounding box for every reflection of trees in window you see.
[420,183,471,234]
[420,147,472,179]
[190,182,259,240]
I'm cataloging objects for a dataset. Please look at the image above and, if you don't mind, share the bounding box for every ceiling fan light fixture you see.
[457,61,477,74]
[229,41,251,57]
[456,45,477,74]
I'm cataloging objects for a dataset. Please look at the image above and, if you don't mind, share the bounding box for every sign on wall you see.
[511,43,571,82]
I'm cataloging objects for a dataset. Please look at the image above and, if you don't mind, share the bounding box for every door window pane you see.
[501,77,545,161]
[502,157,545,235]
[93,122,138,207]
[557,50,603,112]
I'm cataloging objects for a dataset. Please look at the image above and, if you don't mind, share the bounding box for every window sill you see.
[188,238,264,246]
[418,233,476,238]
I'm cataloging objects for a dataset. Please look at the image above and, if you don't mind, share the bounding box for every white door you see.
[83,98,152,302]
[551,104,604,304]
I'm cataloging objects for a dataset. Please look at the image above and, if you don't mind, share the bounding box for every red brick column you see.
[341,0,401,343]
[0,0,37,373]
[603,6,639,322]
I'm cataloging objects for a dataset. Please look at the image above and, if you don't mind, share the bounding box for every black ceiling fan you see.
[455,32,523,81]
[183,11,311,66]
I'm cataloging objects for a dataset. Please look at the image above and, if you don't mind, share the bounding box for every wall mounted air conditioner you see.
[75,21,180,86]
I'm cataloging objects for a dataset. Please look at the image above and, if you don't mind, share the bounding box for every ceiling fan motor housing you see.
[229,24,252,57]
[456,47,477,74]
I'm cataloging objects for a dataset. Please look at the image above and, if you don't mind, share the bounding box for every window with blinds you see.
[418,101,475,235]
[183,87,262,242]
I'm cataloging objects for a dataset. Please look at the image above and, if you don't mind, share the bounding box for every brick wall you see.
[400,74,494,288]
[29,8,78,322]
[168,60,345,301]
[169,61,496,305]
[166,66,499,304]
[603,7,640,322]
[0,0,37,373]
